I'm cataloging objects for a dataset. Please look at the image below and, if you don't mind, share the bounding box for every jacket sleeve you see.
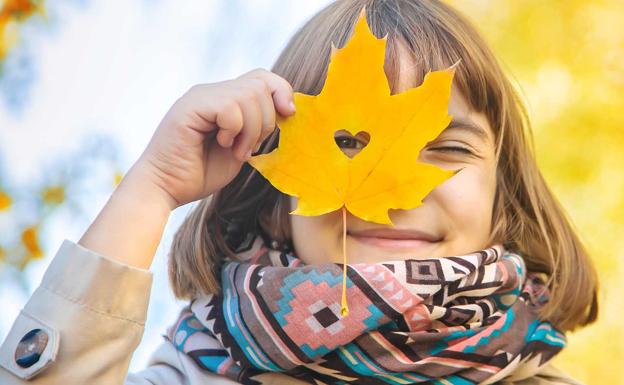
[0,239,153,384]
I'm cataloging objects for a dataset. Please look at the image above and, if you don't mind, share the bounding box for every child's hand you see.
[134,68,295,210]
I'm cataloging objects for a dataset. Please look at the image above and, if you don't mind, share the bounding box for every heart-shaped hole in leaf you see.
[334,129,370,159]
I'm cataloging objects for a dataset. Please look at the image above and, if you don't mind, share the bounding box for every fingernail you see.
[245,149,252,160]
[289,100,296,112]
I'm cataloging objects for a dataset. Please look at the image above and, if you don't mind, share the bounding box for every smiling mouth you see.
[347,232,442,250]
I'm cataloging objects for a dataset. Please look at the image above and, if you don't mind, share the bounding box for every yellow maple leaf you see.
[249,7,456,226]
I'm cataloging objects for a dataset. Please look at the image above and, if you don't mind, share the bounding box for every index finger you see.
[238,68,296,117]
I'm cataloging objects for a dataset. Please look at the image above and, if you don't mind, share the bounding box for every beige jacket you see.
[0,240,585,385]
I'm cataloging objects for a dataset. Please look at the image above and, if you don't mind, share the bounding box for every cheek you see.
[289,197,339,264]
[433,165,496,239]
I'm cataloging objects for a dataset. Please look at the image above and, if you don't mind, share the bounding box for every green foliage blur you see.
[446,1,623,383]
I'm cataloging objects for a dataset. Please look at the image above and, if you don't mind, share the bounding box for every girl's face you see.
[289,45,498,264]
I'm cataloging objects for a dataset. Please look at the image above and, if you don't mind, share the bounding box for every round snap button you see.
[14,328,48,368]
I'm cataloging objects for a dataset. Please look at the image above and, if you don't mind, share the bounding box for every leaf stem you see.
[340,206,349,317]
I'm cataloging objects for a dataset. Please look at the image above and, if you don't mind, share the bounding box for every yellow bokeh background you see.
[447,1,623,383]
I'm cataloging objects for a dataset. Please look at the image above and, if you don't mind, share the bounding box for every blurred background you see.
[0,1,621,384]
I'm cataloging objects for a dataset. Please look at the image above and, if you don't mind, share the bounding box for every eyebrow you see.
[444,117,490,141]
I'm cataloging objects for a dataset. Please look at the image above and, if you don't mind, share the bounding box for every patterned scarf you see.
[166,233,566,385]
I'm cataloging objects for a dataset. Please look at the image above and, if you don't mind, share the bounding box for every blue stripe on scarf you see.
[222,263,283,371]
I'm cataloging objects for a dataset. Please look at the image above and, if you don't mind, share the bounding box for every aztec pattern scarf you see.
[166,233,566,385]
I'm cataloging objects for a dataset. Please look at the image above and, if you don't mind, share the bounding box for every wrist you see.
[78,159,174,270]
[119,158,179,213]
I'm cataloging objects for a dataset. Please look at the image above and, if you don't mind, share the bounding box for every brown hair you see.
[168,0,598,332]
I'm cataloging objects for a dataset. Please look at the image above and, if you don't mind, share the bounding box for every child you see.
[0,1,597,384]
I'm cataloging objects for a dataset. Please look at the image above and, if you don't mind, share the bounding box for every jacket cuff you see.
[40,239,153,324]
[0,239,153,382]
